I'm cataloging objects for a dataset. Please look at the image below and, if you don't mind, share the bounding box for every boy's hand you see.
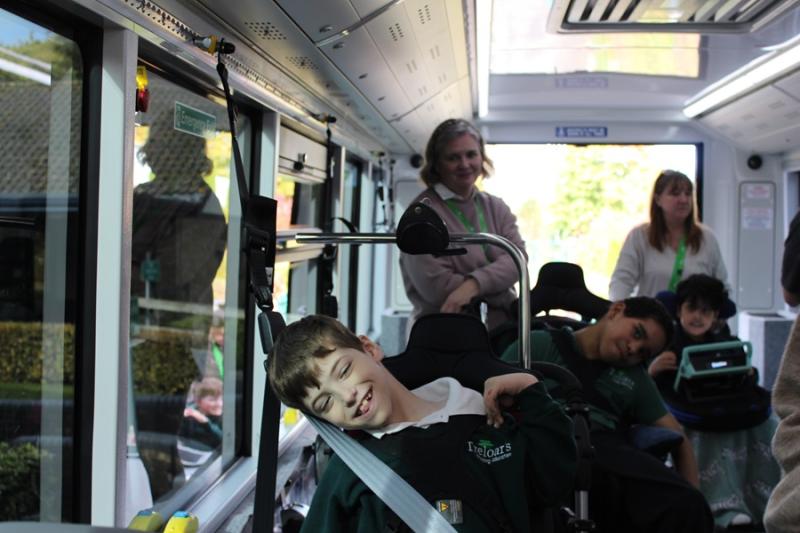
[484,373,538,428]
[184,407,209,423]
[648,351,678,376]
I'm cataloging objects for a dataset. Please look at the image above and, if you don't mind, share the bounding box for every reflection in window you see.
[0,8,82,522]
[275,173,322,229]
[129,70,246,507]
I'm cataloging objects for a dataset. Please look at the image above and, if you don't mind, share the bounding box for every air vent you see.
[418,5,432,24]
[243,21,287,41]
[286,56,319,71]
[389,22,405,41]
[550,0,800,32]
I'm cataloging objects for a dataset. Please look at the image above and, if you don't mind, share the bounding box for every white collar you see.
[368,377,485,438]
[434,182,474,202]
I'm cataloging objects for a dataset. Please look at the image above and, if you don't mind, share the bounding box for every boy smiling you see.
[502,296,714,533]
[268,314,576,532]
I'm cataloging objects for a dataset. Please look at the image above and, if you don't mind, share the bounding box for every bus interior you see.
[1,0,800,531]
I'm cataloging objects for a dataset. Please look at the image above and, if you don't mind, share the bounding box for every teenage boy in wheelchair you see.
[268,313,577,532]
[501,296,714,533]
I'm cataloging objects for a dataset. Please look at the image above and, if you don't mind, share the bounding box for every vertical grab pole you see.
[449,233,530,369]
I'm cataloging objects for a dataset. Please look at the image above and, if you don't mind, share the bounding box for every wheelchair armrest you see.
[627,425,683,458]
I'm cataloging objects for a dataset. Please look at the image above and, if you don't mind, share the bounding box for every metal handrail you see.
[296,231,531,368]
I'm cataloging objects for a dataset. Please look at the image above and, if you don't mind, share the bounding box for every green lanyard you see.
[668,236,687,292]
[445,196,490,260]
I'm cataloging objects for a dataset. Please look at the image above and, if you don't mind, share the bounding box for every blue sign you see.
[555,126,608,138]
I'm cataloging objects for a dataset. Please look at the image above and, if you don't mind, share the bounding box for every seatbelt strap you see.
[307,417,458,533]
[667,237,686,292]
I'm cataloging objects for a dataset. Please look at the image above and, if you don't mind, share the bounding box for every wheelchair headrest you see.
[655,290,737,320]
[530,262,610,320]
[396,201,449,255]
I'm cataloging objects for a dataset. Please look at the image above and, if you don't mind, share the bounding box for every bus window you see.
[484,143,698,299]
[129,68,248,502]
[0,7,83,522]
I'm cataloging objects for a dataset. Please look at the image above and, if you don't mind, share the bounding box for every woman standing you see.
[399,119,526,331]
[609,170,728,301]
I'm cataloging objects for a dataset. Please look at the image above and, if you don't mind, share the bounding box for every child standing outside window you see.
[649,274,780,529]
[267,314,576,532]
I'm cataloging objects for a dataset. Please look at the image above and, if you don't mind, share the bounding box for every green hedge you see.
[131,328,205,396]
[0,442,40,521]
[0,321,204,397]
[0,322,75,385]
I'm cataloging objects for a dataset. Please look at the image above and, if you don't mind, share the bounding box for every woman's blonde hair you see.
[648,170,703,252]
[419,118,494,187]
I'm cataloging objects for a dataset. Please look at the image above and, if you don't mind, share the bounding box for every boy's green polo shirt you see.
[501,328,667,431]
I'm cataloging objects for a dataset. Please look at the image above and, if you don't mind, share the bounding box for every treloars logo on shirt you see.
[467,439,512,464]
[608,369,635,390]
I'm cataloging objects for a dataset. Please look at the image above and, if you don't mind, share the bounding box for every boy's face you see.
[197,394,222,417]
[597,303,667,367]
[677,301,718,340]
[302,337,395,430]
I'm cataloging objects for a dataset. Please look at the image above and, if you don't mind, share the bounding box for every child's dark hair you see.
[267,314,363,411]
[675,274,727,312]
[621,296,675,349]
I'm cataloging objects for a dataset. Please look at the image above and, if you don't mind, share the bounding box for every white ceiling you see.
[182,0,800,154]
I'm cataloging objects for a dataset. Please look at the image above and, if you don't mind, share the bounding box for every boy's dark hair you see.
[621,296,675,349]
[267,314,363,411]
[675,274,727,312]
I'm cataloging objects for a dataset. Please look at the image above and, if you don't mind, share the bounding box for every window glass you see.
[275,173,323,229]
[0,8,82,522]
[483,144,697,299]
[129,69,246,504]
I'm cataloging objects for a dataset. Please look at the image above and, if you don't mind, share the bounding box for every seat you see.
[490,262,610,357]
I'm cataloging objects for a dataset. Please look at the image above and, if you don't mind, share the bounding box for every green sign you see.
[173,101,216,138]
[141,258,160,283]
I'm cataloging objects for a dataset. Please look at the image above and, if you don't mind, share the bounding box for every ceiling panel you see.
[274,0,360,40]
[319,27,412,120]
[365,5,434,108]
[774,69,800,99]
[350,0,394,18]
[699,81,800,152]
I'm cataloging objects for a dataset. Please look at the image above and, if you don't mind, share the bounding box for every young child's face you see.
[197,394,223,417]
[677,301,718,340]
[597,305,667,366]
[302,340,395,430]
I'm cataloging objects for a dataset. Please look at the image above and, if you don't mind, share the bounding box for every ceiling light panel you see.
[552,0,800,31]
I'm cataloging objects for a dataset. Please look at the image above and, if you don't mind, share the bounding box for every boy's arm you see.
[483,373,538,427]
[651,412,700,488]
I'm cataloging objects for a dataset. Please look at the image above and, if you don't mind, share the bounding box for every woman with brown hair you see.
[609,170,728,301]
[399,118,526,331]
